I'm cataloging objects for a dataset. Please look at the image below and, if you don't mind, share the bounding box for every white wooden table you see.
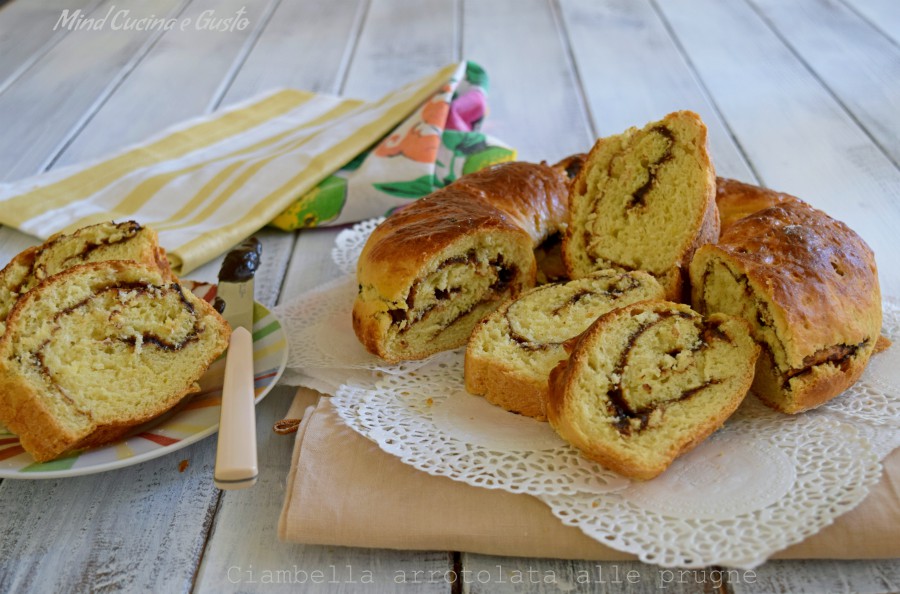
[0,0,899,592]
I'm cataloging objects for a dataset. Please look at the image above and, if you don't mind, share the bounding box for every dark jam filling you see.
[60,221,144,268]
[701,263,868,392]
[22,221,144,291]
[780,339,868,389]
[387,251,518,333]
[506,275,646,350]
[604,311,723,436]
[29,282,202,382]
[626,126,674,210]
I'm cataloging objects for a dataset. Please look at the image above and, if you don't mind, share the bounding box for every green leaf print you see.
[465,61,489,91]
[442,130,488,156]
[268,174,347,230]
[462,146,517,175]
[342,149,369,172]
[373,175,440,199]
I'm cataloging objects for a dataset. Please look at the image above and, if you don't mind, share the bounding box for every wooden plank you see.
[0,0,102,94]
[277,0,460,300]
[0,0,185,181]
[461,555,727,594]
[341,0,458,100]
[557,0,755,181]
[278,227,346,300]
[0,433,221,593]
[221,0,366,102]
[461,0,593,163]
[842,0,900,45]
[193,385,454,594]
[732,559,900,594]
[655,0,900,297]
[748,0,900,166]
[52,0,277,167]
[193,2,460,592]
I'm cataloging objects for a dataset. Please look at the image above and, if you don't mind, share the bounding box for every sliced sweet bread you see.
[353,161,569,363]
[465,270,664,419]
[546,301,759,480]
[690,200,881,413]
[562,111,718,300]
[0,221,169,335]
[0,261,230,462]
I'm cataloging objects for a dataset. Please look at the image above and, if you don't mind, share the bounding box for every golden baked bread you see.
[353,160,570,362]
[690,200,881,413]
[0,261,230,462]
[716,177,800,235]
[465,270,664,419]
[547,301,759,480]
[0,221,169,335]
[562,111,719,300]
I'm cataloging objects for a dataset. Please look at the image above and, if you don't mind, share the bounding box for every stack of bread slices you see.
[0,221,230,462]
[354,110,883,480]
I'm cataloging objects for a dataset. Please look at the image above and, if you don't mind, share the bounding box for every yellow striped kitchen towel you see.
[0,62,504,275]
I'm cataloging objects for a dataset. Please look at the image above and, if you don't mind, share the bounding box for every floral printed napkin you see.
[269,61,516,230]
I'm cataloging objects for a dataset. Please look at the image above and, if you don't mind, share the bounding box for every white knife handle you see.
[214,327,258,490]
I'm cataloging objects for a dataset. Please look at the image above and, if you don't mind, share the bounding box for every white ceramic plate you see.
[0,283,287,479]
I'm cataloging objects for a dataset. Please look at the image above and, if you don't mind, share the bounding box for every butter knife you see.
[214,237,262,490]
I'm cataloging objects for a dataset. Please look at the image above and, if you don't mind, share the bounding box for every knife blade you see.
[214,237,262,490]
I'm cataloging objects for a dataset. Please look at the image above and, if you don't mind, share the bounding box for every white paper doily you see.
[822,297,900,428]
[332,217,384,276]
[333,351,631,496]
[541,401,881,568]
[317,218,895,567]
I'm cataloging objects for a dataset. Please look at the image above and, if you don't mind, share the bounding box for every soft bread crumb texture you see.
[563,111,718,300]
[0,261,229,462]
[355,232,534,362]
[0,221,168,335]
[547,301,758,480]
[465,269,665,419]
[353,161,571,363]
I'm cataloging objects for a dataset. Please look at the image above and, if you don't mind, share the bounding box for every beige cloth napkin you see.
[278,389,900,561]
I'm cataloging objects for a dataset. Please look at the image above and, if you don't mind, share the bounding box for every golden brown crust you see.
[464,355,548,420]
[354,161,570,361]
[691,199,881,412]
[357,161,569,299]
[875,334,892,354]
[549,153,587,185]
[716,177,801,235]
[752,345,870,414]
[699,200,880,362]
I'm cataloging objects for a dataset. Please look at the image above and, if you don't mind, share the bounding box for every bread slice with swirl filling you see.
[690,200,881,413]
[547,301,759,480]
[465,270,664,420]
[353,161,570,362]
[562,111,718,300]
[0,261,229,462]
[0,221,170,335]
